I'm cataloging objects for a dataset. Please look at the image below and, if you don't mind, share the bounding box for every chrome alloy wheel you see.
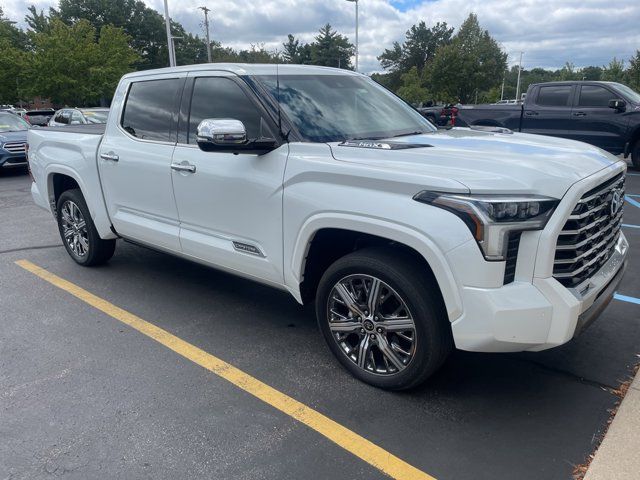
[60,200,89,258]
[326,274,417,375]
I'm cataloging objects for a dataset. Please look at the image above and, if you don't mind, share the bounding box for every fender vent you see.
[503,233,522,284]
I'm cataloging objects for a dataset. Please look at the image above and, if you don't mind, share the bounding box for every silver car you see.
[48,108,109,127]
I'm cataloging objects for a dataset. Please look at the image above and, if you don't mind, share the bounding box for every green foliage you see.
[396,67,429,105]
[426,14,507,103]
[627,51,640,92]
[602,57,626,82]
[22,19,138,105]
[378,21,453,76]
[282,25,354,69]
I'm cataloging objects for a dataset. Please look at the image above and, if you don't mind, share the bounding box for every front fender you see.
[286,213,463,322]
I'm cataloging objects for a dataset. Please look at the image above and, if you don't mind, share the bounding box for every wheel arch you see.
[287,215,463,322]
[44,165,116,239]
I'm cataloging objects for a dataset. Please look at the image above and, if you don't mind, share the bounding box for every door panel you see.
[171,74,286,284]
[98,75,184,251]
[566,84,629,153]
[521,85,573,137]
[172,145,288,283]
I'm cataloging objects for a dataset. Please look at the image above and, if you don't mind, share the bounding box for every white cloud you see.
[3,0,639,73]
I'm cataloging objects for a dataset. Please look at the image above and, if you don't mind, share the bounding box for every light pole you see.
[515,51,523,102]
[163,0,176,67]
[346,0,359,71]
[199,6,213,63]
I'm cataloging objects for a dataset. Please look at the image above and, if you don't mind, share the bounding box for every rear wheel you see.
[56,189,116,266]
[315,248,452,390]
[631,139,640,170]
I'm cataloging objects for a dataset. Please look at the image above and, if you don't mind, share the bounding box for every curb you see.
[583,365,640,480]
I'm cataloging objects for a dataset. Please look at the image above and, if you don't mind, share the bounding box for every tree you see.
[23,19,137,105]
[396,67,429,105]
[602,57,625,82]
[426,14,507,103]
[627,51,640,92]
[310,24,354,69]
[379,21,453,75]
[0,7,27,103]
[91,25,139,101]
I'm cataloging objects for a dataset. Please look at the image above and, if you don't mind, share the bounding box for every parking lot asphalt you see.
[1,166,639,480]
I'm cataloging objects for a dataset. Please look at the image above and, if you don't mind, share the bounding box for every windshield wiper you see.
[389,131,425,138]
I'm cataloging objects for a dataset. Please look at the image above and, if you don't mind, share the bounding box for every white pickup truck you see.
[28,64,628,389]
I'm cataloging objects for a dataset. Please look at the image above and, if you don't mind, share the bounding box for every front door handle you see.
[524,111,539,116]
[572,111,587,117]
[171,163,196,173]
[100,152,119,162]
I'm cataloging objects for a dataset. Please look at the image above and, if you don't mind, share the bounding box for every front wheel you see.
[315,248,452,390]
[56,189,116,266]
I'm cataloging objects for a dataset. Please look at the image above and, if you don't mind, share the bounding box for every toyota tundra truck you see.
[27,64,629,390]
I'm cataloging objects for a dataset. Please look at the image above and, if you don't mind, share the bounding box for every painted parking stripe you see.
[614,294,640,306]
[626,195,640,209]
[627,173,640,177]
[623,224,640,229]
[15,259,435,480]
[628,194,640,198]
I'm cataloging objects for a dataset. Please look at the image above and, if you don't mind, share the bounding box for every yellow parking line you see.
[15,259,436,480]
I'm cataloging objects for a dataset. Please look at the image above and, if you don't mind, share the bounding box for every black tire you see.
[56,189,116,266]
[631,139,640,170]
[315,248,452,390]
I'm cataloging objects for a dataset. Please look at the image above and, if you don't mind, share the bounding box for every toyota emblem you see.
[610,189,623,216]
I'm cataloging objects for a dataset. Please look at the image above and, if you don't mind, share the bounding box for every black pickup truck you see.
[456,81,640,168]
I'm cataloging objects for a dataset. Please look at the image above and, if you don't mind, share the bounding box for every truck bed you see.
[41,124,106,135]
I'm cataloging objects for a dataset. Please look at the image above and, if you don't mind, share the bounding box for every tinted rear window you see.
[536,86,572,107]
[121,79,181,141]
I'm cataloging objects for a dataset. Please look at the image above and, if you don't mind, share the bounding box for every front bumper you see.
[448,163,629,353]
[0,151,27,168]
[450,233,628,352]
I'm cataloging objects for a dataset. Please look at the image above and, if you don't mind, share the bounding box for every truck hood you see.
[329,128,622,198]
[0,130,28,144]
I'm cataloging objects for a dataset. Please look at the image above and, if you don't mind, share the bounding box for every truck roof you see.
[528,80,622,88]
[122,63,363,80]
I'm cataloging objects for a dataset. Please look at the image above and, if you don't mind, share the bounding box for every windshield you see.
[256,74,436,142]
[613,83,640,104]
[0,113,30,132]
[82,110,109,124]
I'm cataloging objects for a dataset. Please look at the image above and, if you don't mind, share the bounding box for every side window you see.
[121,78,182,142]
[188,77,264,144]
[536,86,572,107]
[59,111,70,125]
[578,86,614,107]
[71,111,84,124]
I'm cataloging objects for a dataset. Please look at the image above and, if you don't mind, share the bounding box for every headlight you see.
[414,191,559,261]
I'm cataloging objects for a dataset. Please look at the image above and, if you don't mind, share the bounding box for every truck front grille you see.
[2,142,26,154]
[553,173,624,289]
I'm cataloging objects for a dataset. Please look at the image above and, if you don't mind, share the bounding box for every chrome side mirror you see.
[197,119,247,147]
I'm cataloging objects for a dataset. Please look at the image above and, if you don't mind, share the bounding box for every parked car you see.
[27,64,628,390]
[417,104,459,126]
[0,112,30,171]
[48,108,110,127]
[23,109,55,127]
[456,81,640,168]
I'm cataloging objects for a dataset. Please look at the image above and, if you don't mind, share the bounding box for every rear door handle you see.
[572,112,587,117]
[171,163,196,173]
[100,152,119,162]
[524,111,538,116]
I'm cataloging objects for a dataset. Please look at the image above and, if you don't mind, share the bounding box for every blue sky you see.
[4,0,640,74]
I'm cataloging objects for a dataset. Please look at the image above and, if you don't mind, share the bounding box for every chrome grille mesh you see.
[553,173,624,289]
[2,142,26,154]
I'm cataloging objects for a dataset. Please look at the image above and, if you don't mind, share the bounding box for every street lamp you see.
[346,0,359,72]
[163,0,176,67]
